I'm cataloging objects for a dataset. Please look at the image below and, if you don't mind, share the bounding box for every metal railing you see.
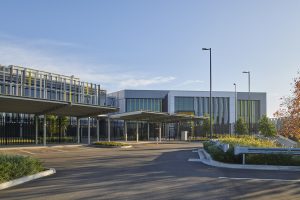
[0,65,107,106]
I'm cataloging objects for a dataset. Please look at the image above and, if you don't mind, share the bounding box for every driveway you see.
[1,142,300,200]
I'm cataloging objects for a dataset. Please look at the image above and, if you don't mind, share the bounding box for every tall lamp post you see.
[202,48,212,139]
[233,83,237,135]
[242,71,251,134]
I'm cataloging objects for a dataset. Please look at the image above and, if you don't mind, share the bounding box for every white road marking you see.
[50,148,66,152]
[218,176,300,182]
[188,158,201,162]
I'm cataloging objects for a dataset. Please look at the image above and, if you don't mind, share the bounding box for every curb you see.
[193,149,300,171]
[90,145,132,149]
[0,144,85,151]
[0,168,56,190]
[120,145,133,149]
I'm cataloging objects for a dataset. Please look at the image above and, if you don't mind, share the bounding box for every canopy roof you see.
[106,111,207,123]
[0,94,118,117]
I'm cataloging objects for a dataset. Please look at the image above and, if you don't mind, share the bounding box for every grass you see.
[0,154,44,183]
[92,141,130,147]
[218,135,278,147]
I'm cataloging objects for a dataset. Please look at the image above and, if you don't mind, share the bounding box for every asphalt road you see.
[1,142,300,200]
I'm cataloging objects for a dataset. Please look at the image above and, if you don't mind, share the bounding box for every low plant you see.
[203,136,300,166]
[93,141,130,147]
[0,155,44,183]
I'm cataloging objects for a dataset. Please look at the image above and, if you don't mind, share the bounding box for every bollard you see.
[156,137,159,144]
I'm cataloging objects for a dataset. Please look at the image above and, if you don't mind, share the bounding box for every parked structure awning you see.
[107,111,207,123]
[0,95,118,117]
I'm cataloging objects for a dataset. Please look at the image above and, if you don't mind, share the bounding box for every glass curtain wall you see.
[237,100,260,124]
[126,98,162,112]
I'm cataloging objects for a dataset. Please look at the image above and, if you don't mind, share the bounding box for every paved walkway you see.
[1,143,300,200]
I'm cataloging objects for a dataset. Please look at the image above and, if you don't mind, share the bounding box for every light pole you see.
[242,71,251,134]
[202,48,212,139]
[233,83,237,135]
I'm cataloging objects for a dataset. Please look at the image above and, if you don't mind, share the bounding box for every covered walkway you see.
[104,111,206,142]
[0,94,118,146]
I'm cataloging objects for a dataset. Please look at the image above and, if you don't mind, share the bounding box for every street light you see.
[242,71,251,134]
[233,83,237,135]
[202,48,212,139]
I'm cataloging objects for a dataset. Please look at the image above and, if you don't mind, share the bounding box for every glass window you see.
[175,97,194,112]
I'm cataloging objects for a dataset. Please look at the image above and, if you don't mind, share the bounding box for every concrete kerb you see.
[191,148,300,172]
[0,168,56,190]
[0,144,86,151]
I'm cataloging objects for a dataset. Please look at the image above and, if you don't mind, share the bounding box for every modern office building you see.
[108,89,267,135]
[0,65,117,145]
[0,64,267,145]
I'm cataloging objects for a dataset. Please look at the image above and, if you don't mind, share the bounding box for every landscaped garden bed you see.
[92,141,131,148]
[0,154,44,183]
[203,136,300,166]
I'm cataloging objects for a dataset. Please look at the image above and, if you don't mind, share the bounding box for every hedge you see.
[203,136,300,166]
[0,155,44,183]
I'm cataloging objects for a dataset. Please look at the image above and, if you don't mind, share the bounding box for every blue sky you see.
[0,0,300,116]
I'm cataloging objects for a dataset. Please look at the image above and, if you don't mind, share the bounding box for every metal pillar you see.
[177,122,180,140]
[88,117,91,144]
[136,122,139,142]
[77,117,80,144]
[108,117,111,142]
[43,115,46,146]
[147,122,150,141]
[96,119,100,142]
[35,115,38,145]
[159,123,162,142]
[124,121,128,142]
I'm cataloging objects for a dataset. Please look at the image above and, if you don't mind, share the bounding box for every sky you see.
[0,0,299,117]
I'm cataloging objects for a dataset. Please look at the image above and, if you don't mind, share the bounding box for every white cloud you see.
[180,79,204,86]
[0,36,176,92]
[120,76,176,88]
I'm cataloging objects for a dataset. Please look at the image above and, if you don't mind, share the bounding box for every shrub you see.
[235,118,248,135]
[203,136,300,165]
[258,115,277,136]
[93,141,130,147]
[0,155,44,183]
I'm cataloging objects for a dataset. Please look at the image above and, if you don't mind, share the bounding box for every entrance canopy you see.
[0,95,118,117]
[107,111,207,123]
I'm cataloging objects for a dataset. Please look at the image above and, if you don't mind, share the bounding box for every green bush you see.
[93,141,130,147]
[0,155,44,183]
[258,115,277,136]
[203,136,300,166]
[235,118,248,135]
[219,135,278,147]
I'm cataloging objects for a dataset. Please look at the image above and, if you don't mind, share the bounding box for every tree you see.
[235,117,248,135]
[274,72,300,141]
[258,115,276,136]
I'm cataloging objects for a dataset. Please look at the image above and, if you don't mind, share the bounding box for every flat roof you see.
[107,111,207,123]
[0,95,118,117]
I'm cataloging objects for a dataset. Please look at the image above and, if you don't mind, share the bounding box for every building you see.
[0,65,117,145]
[108,89,267,135]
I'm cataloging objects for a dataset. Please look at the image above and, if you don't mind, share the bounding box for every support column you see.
[159,123,162,142]
[35,115,38,145]
[177,122,180,140]
[88,117,91,144]
[147,122,150,141]
[136,122,139,143]
[43,115,46,146]
[77,117,80,144]
[108,117,111,142]
[96,118,100,142]
[124,121,127,142]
